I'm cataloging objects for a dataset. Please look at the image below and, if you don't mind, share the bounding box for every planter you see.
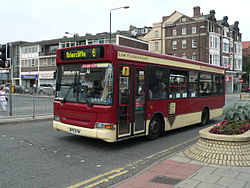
[184,126,250,166]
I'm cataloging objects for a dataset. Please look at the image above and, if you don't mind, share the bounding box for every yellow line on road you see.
[84,170,129,188]
[68,136,198,188]
[67,168,124,188]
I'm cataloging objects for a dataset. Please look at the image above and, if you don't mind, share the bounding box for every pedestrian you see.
[0,87,7,111]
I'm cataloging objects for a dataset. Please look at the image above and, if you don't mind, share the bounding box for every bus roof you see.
[57,44,225,74]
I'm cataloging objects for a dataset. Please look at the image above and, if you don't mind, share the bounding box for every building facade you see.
[243,41,250,57]
[17,34,148,88]
[142,6,243,93]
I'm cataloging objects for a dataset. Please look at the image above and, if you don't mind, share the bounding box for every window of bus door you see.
[118,66,131,136]
[134,68,146,133]
[55,63,113,105]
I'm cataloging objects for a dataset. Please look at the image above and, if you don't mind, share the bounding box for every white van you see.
[38,83,56,95]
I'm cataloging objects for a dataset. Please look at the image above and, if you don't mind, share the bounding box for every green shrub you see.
[222,102,250,121]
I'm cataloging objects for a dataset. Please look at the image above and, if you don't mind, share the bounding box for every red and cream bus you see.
[53,44,225,142]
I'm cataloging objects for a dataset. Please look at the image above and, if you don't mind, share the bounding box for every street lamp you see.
[65,32,79,46]
[109,6,129,43]
[198,25,205,61]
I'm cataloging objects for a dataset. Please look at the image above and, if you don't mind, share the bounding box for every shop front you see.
[21,74,38,87]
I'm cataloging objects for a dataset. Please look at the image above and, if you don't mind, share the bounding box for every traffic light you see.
[0,44,10,68]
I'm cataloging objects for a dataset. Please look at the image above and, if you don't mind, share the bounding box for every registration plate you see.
[69,128,81,134]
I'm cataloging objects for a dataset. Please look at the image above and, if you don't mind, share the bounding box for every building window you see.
[154,41,159,51]
[99,38,104,44]
[182,40,187,49]
[209,54,213,64]
[192,39,197,48]
[210,36,213,48]
[210,24,214,32]
[214,37,218,49]
[182,53,187,59]
[192,27,197,34]
[155,30,159,37]
[223,57,229,68]
[172,29,177,36]
[182,28,186,35]
[49,45,59,54]
[88,39,93,45]
[223,42,229,53]
[181,17,187,22]
[172,41,177,50]
[192,54,197,60]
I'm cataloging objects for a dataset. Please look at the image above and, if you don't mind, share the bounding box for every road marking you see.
[67,136,198,188]
[67,168,124,188]
[84,170,129,188]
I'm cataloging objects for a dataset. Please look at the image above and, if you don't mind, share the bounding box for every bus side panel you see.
[147,96,224,131]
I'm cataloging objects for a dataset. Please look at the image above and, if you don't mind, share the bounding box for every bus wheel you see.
[147,117,162,140]
[201,108,209,126]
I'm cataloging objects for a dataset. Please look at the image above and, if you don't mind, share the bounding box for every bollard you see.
[240,92,246,101]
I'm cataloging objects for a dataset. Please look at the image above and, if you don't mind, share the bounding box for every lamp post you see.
[65,32,79,46]
[198,25,205,61]
[109,6,129,43]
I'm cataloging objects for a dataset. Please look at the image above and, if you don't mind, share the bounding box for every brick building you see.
[243,41,250,57]
[142,6,243,93]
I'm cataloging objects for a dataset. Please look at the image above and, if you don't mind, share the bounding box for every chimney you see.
[193,6,201,17]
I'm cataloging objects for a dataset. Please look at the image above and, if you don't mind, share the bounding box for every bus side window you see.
[189,71,199,97]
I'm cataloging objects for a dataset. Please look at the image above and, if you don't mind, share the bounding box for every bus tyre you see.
[147,117,162,140]
[201,108,209,126]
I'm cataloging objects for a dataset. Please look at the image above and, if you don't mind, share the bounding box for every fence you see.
[0,93,54,119]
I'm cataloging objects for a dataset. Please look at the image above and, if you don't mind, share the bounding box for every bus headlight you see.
[95,122,115,130]
[54,115,60,121]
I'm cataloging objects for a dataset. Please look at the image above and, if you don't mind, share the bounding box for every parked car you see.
[38,83,56,95]
[14,85,34,94]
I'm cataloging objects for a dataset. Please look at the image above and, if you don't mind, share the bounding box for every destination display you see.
[61,46,104,61]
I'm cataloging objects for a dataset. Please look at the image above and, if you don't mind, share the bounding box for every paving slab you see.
[216,177,247,188]
[212,168,240,178]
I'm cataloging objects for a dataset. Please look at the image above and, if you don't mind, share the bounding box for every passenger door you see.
[117,65,146,139]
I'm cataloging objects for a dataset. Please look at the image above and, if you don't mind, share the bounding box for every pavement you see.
[113,149,250,188]
[112,93,250,188]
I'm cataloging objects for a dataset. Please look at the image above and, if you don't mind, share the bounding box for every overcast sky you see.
[1,0,249,44]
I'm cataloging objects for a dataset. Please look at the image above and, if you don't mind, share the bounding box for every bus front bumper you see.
[53,121,116,142]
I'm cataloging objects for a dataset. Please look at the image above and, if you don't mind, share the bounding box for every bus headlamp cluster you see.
[95,122,115,130]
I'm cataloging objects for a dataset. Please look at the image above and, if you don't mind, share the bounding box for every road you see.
[0,94,247,188]
[0,119,221,188]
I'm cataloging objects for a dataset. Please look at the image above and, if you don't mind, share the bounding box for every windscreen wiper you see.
[61,72,78,104]
[61,85,73,104]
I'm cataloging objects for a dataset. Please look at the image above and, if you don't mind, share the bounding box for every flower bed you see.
[184,126,250,166]
[210,120,250,135]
